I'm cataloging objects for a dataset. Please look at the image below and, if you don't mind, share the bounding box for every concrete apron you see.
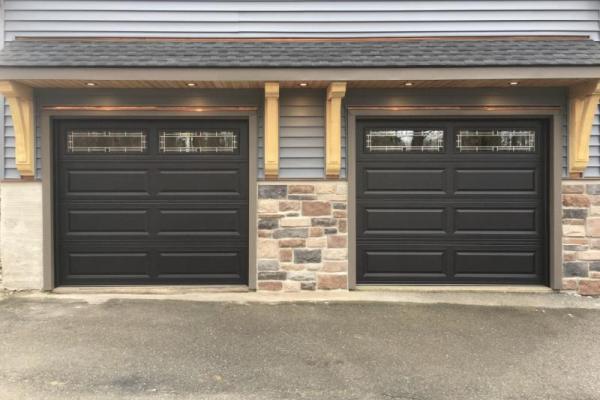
[3,286,600,309]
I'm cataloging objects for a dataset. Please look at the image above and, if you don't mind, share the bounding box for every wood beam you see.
[264,82,279,179]
[0,81,35,177]
[325,82,347,179]
[569,80,600,177]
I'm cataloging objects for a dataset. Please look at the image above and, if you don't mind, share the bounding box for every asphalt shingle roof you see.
[1,39,600,68]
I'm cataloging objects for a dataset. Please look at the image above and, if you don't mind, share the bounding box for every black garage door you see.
[356,119,548,284]
[55,119,249,285]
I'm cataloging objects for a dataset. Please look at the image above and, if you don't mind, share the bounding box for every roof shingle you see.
[1,38,600,68]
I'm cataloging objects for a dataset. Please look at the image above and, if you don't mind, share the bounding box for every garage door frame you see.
[40,109,259,290]
[347,108,563,290]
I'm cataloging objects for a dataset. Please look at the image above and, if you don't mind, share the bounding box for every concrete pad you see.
[0,295,599,400]
[6,287,600,309]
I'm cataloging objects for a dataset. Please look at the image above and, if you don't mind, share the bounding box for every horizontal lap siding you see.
[278,89,325,179]
[1,1,599,178]
[3,1,600,39]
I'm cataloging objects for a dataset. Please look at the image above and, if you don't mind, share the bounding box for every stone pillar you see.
[256,182,348,291]
[0,181,44,289]
[562,180,600,295]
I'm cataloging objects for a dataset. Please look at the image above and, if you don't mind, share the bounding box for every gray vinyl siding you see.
[3,1,600,39]
[1,1,599,178]
[584,109,600,177]
[279,89,325,179]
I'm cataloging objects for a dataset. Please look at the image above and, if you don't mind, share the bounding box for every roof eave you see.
[1,65,600,82]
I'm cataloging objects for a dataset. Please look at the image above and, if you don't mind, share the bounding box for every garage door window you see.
[159,130,238,154]
[67,131,147,153]
[365,129,445,153]
[456,129,535,152]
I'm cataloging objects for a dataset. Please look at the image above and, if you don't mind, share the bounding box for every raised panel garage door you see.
[55,119,249,285]
[356,119,548,284]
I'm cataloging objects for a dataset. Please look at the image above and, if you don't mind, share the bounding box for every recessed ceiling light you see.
[186,82,197,87]
[299,82,308,87]
[404,82,414,87]
[509,81,519,86]
[85,82,97,87]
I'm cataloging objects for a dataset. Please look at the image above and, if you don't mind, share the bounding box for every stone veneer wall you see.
[562,180,600,295]
[257,182,348,291]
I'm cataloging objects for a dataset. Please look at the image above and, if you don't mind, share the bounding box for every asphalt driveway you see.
[0,294,599,400]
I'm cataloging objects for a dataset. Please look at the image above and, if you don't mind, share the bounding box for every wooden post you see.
[325,82,347,179]
[264,82,280,179]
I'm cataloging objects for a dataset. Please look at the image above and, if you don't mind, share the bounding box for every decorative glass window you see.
[456,129,536,152]
[365,129,445,152]
[67,131,146,153]
[159,130,238,153]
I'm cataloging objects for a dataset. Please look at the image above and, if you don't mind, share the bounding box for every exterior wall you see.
[257,182,348,291]
[0,182,43,289]
[3,1,599,39]
[562,180,600,295]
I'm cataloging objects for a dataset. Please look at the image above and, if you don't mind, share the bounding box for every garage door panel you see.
[66,169,151,196]
[361,207,447,235]
[454,209,537,234]
[361,167,446,194]
[454,169,537,193]
[156,168,246,198]
[66,251,151,276]
[454,251,537,275]
[157,208,243,237]
[356,119,548,285]
[157,251,245,277]
[67,210,150,236]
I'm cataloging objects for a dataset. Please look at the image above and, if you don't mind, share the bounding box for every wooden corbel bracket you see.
[569,80,600,177]
[0,81,35,177]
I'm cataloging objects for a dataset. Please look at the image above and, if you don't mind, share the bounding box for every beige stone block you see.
[327,235,347,248]
[587,217,600,237]
[591,206,600,216]
[278,239,305,248]
[322,261,348,273]
[258,239,279,259]
[306,237,327,248]
[562,278,578,290]
[280,217,311,227]
[302,201,332,216]
[257,281,283,291]
[310,227,324,237]
[280,264,305,271]
[323,248,348,260]
[562,194,590,208]
[282,280,302,292]
[336,183,348,195]
[279,249,293,262]
[258,199,279,214]
[279,201,301,212]
[576,250,600,261]
[317,273,348,290]
[563,224,585,237]
[315,182,337,194]
[562,184,585,194]
[578,279,600,296]
[289,185,315,194]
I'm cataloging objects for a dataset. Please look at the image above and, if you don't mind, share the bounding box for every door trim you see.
[347,109,562,290]
[41,110,258,290]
